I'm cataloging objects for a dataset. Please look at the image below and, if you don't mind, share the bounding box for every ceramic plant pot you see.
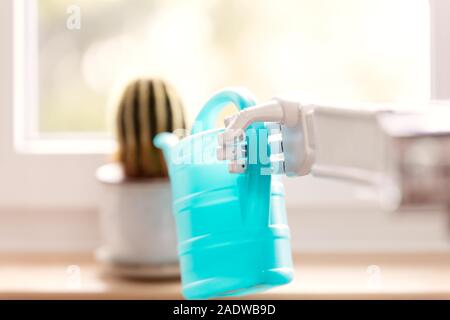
[95,163,179,279]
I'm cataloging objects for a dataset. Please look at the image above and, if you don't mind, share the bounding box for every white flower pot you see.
[95,163,179,278]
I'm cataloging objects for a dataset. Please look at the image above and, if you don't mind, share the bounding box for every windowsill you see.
[1,253,449,299]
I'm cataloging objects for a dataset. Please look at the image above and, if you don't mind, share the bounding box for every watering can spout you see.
[154,132,179,165]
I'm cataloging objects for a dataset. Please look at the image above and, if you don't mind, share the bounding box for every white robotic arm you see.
[217,98,450,210]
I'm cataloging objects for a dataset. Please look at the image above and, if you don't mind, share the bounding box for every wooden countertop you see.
[0,253,449,299]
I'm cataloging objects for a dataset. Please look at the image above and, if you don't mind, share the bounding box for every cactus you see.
[116,78,186,179]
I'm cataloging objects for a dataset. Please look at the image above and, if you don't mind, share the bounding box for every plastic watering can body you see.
[155,88,293,299]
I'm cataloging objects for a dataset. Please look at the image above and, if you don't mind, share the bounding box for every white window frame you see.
[0,0,106,210]
[13,0,115,155]
[5,0,450,207]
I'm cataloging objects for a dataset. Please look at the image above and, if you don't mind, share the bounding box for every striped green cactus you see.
[116,78,187,178]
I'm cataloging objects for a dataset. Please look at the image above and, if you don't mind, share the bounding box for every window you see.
[16,0,430,154]
[3,0,447,252]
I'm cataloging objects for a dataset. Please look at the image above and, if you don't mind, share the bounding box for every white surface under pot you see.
[95,163,179,279]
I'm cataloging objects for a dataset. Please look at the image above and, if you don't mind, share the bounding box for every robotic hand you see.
[217,97,450,210]
[217,98,316,177]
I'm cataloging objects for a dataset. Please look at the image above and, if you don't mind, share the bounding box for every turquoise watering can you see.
[154,88,293,299]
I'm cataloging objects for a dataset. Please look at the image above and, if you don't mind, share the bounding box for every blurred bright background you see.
[2,2,450,300]
[38,0,430,134]
[2,0,446,256]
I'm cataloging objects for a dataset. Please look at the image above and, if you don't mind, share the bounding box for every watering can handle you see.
[191,87,257,135]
